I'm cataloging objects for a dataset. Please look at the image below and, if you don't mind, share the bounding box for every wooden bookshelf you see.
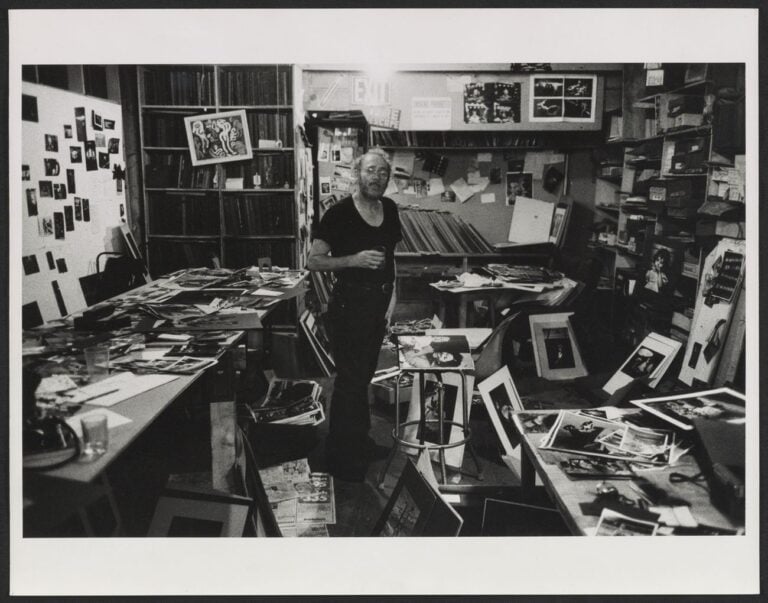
[138,64,309,328]
[137,64,301,277]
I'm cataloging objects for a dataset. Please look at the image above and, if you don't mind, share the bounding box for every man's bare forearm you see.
[306,254,354,272]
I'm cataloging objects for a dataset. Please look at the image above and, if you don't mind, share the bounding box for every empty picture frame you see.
[148,488,252,537]
[478,365,524,456]
[236,426,282,537]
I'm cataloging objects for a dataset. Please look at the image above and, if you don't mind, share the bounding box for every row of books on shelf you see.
[225,239,294,269]
[142,68,215,106]
[224,154,294,189]
[370,130,549,149]
[145,152,216,189]
[245,112,293,146]
[149,193,220,236]
[396,206,495,255]
[219,67,292,106]
[222,195,294,236]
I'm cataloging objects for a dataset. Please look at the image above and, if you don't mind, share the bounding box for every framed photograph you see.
[147,489,252,537]
[595,508,658,536]
[630,387,745,431]
[529,312,587,381]
[299,310,335,376]
[549,203,570,245]
[478,366,523,456]
[184,109,253,166]
[639,237,684,300]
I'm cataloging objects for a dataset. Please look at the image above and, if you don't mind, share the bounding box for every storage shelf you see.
[148,234,220,240]
[144,146,187,151]
[142,105,216,111]
[223,234,295,240]
[637,79,711,103]
[218,105,293,110]
[145,188,220,192]
[253,147,294,152]
[221,188,295,193]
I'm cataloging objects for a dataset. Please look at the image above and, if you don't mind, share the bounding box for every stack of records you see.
[247,378,325,426]
[396,206,495,255]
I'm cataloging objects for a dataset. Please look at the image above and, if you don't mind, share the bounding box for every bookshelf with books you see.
[138,65,301,269]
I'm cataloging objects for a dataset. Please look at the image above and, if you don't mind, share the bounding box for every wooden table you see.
[511,409,743,535]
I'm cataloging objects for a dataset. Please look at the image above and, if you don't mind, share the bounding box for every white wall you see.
[22,82,126,321]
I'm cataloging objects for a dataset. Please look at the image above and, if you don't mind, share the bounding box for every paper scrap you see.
[477,152,492,163]
[469,177,489,194]
[427,178,445,196]
[72,372,179,407]
[66,408,133,438]
[449,178,474,203]
[523,151,565,180]
[252,288,283,297]
[466,169,482,185]
[480,193,496,204]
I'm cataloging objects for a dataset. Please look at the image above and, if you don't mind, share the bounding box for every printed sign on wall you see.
[351,77,391,106]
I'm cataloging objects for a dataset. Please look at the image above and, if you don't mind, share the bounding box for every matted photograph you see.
[559,457,634,479]
[184,109,252,166]
[530,74,596,122]
[642,239,682,297]
[623,346,664,379]
[478,366,524,456]
[603,332,682,394]
[595,509,658,536]
[541,410,626,458]
[630,387,746,431]
[529,312,587,380]
[70,146,82,163]
[148,489,252,537]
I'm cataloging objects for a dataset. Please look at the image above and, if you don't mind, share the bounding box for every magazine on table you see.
[630,387,746,431]
[603,332,682,395]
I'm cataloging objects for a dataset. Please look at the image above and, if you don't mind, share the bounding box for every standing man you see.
[307,149,401,481]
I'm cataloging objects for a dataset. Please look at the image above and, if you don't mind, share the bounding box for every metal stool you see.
[377,364,483,487]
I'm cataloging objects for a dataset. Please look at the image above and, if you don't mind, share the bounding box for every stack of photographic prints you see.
[258,458,335,537]
[246,378,325,427]
[110,355,217,375]
[594,508,659,536]
[463,82,521,124]
[396,207,495,254]
[539,409,677,466]
[529,75,597,122]
[629,387,745,431]
[602,332,682,395]
[529,312,587,381]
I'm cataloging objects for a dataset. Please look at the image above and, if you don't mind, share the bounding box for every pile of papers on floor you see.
[247,378,325,426]
[259,458,335,537]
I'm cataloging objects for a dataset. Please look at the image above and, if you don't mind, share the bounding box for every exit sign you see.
[352,77,391,106]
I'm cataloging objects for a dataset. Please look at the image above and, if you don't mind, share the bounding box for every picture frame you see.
[638,236,685,301]
[529,312,587,381]
[147,488,252,537]
[549,203,570,246]
[372,458,463,537]
[184,109,253,167]
[478,366,523,456]
[298,310,335,376]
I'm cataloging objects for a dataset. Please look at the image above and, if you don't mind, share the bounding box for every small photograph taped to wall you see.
[38,216,54,237]
[533,78,564,97]
[45,134,58,152]
[53,183,67,200]
[26,188,38,217]
[506,172,533,206]
[64,124,73,139]
[564,99,593,119]
[533,98,563,118]
[99,152,110,169]
[564,78,594,97]
[104,119,115,130]
[39,181,53,197]
[70,146,82,163]
[44,158,60,176]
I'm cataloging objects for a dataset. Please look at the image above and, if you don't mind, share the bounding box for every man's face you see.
[358,154,390,199]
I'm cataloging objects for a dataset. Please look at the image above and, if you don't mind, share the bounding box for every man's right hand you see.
[351,249,386,270]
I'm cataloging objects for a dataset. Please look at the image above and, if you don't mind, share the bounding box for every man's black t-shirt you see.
[314,196,402,284]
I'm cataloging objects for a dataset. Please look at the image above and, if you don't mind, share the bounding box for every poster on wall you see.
[530,75,596,122]
[464,82,521,124]
[184,110,252,167]
[411,97,451,130]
